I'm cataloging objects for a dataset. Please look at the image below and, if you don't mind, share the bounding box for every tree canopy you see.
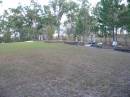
[0,0,129,43]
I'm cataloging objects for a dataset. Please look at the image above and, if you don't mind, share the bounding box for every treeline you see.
[0,0,129,43]
[93,0,130,44]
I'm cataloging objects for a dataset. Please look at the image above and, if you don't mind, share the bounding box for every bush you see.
[3,32,12,43]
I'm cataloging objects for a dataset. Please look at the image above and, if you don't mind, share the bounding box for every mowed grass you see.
[0,41,130,97]
[0,41,64,53]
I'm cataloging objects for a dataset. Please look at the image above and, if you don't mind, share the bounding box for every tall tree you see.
[75,0,91,41]
[64,1,79,40]
[43,5,57,40]
[49,0,69,39]
[126,0,130,32]
[95,0,123,42]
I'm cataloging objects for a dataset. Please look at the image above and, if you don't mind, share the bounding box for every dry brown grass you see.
[0,42,130,97]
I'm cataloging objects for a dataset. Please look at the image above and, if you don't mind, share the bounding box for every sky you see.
[0,0,127,29]
[0,0,100,12]
[0,0,127,14]
[0,0,100,24]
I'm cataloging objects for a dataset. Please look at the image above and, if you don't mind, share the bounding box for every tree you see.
[94,0,123,43]
[0,10,12,42]
[42,5,57,40]
[49,0,69,39]
[64,1,79,40]
[117,0,130,46]
[75,0,91,42]
[123,0,130,33]
[9,6,25,40]
[127,0,130,32]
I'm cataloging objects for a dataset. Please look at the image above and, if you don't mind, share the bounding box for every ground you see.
[0,42,130,97]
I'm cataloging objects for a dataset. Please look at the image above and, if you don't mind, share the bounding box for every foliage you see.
[74,0,93,41]
[3,32,11,43]
[119,0,130,33]
[0,0,130,43]
[93,0,128,41]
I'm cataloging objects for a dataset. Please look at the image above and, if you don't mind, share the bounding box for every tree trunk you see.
[112,26,115,42]
[115,27,118,41]
[104,34,107,44]
[57,27,60,40]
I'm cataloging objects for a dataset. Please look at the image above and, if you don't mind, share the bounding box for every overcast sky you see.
[0,0,127,28]
[0,0,100,11]
[0,0,127,13]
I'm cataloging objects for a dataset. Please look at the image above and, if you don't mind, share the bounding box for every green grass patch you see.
[0,41,66,54]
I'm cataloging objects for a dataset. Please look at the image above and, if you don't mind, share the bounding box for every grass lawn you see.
[0,41,130,97]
